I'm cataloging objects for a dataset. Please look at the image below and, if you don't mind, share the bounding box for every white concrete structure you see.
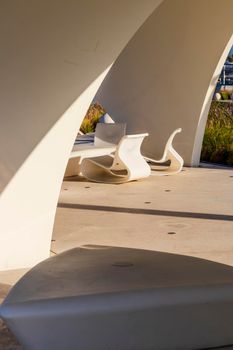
[2,246,233,350]
[0,0,233,270]
[95,0,233,166]
[0,0,162,270]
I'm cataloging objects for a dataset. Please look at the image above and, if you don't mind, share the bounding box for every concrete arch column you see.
[95,0,233,166]
[1,0,233,271]
[0,0,162,270]
[192,34,233,165]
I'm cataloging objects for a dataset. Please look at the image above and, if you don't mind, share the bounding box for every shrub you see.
[201,101,233,166]
[80,103,106,134]
[221,91,230,100]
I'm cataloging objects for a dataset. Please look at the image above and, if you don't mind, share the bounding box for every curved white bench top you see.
[2,246,233,304]
[1,247,233,350]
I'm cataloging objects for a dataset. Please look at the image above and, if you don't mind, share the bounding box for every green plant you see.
[228,55,233,63]
[221,91,230,100]
[80,103,106,134]
[201,101,233,166]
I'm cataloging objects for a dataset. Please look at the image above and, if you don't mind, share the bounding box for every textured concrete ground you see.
[0,269,28,349]
[0,319,22,350]
[0,165,233,349]
[53,166,233,266]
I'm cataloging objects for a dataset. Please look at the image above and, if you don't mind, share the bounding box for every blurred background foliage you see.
[201,101,233,166]
[80,103,105,134]
[80,101,233,166]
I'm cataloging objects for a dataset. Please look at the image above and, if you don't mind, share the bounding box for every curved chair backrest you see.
[112,133,149,171]
[94,123,126,148]
[161,128,182,160]
[165,128,182,149]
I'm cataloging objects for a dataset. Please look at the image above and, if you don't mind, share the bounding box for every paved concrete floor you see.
[53,166,233,266]
[0,165,233,349]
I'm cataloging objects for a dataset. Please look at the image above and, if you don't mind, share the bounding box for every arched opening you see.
[192,35,233,166]
[200,46,233,167]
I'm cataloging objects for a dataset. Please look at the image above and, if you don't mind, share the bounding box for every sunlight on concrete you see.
[53,166,233,267]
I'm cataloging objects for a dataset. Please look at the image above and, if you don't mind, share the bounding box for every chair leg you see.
[125,158,151,181]
[166,148,184,174]
[81,159,129,184]
[64,157,82,177]
[149,148,183,176]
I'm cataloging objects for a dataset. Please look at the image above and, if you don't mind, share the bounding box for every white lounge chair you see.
[65,123,126,177]
[81,133,151,183]
[144,128,184,175]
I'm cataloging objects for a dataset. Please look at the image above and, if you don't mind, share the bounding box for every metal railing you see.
[218,63,233,86]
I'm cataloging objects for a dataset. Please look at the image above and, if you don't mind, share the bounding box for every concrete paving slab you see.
[53,167,233,266]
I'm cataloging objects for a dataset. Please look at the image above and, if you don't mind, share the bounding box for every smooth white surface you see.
[0,0,161,270]
[145,128,184,175]
[95,0,233,166]
[1,0,232,269]
[1,246,233,349]
[0,68,111,269]
[82,133,151,183]
[66,123,126,177]
[70,145,117,159]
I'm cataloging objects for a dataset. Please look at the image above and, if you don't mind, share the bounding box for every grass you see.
[201,101,233,166]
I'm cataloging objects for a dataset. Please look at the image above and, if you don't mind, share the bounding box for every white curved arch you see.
[192,34,233,166]
[1,0,232,270]
[0,0,162,270]
[0,66,112,269]
[95,0,233,166]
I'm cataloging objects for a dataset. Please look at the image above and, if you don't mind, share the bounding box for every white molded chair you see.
[145,128,184,175]
[81,133,151,183]
[65,123,126,177]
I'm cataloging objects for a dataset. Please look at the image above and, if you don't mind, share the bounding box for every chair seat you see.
[70,144,116,158]
[65,123,126,177]
[86,155,115,168]
[1,246,233,350]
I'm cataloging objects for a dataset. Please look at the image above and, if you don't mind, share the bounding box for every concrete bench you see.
[1,246,233,350]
